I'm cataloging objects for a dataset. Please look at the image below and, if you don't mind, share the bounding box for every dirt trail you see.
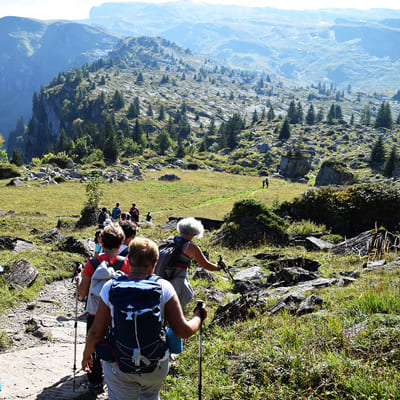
[0,279,107,400]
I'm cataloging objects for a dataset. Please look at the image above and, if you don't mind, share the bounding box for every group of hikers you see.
[97,202,148,227]
[74,210,226,399]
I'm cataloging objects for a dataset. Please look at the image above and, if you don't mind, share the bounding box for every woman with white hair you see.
[171,217,227,308]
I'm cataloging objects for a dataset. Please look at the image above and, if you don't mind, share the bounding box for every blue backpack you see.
[97,275,168,373]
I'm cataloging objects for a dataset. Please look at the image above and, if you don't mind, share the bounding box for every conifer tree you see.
[360,104,371,126]
[316,107,324,123]
[156,131,172,155]
[278,117,291,140]
[267,106,275,121]
[127,97,140,119]
[383,145,399,177]
[251,109,259,126]
[147,103,153,117]
[287,100,298,124]
[56,128,69,153]
[375,101,392,129]
[158,104,165,121]
[11,148,24,166]
[369,135,386,167]
[305,104,315,125]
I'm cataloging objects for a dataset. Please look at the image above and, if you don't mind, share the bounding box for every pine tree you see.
[278,118,291,140]
[112,90,125,110]
[132,119,146,147]
[296,102,304,124]
[251,109,259,126]
[375,101,392,129]
[146,103,153,117]
[56,128,69,153]
[369,135,386,167]
[305,104,315,125]
[316,107,324,123]
[11,148,24,166]
[103,117,118,162]
[267,106,275,121]
[127,97,140,118]
[326,103,336,125]
[158,104,165,121]
[360,104,371,126]
[287,100,298,124]
[155,131,172,155]
[383,145,399,177]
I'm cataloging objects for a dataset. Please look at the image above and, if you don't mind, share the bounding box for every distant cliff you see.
[0,16,119,138]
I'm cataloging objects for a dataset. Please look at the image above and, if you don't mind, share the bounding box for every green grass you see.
[1,169,400,399]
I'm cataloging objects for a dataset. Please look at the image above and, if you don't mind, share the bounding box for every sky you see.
[0,0,399,21]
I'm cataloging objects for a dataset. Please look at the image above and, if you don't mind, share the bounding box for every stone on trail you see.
[5,259,39,288]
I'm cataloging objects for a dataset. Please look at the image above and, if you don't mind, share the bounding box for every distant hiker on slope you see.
[129,203,140,223]
[82,237,206,400]
[156,217,226,308]
[76,224,130,396]
[111,202,121,222]
[97,207,109,228]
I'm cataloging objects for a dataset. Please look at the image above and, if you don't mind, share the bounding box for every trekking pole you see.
[72,263,81,392]
[197,300,205,400]
[218,255,234,283]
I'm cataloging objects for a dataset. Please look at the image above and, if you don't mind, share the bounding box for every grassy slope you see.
[1,170,400,399]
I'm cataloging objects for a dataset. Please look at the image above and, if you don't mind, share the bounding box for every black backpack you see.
[154,236,188,280]
[89,255,125,271]
[100,275,168,373]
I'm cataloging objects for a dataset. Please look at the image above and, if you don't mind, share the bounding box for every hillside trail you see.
[151,185,265,217]
[0,279,108,400]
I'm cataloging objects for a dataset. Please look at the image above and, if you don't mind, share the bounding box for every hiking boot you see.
[88,383,104,396]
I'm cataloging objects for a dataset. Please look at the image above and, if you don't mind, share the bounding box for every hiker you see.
[120,212,130,222]
[76,224,130,395]
[170,217,226,308]
[111,202,121,222]
[97,207,109,228]
[94,229,102,257]
[129,203,140,223]
[118,221,137,257]
[146,211,152,222]
[82,237,206,400]
[262,177,269,188]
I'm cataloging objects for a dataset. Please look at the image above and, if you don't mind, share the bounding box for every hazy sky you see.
[1,0,400,21]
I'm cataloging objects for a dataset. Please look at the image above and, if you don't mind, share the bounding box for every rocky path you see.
[0,279,107,399]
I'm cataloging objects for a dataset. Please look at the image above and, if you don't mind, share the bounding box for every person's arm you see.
[165,294,206,339]
[81,299,111,372]
[76,272,91,298]
[185,242,226,272]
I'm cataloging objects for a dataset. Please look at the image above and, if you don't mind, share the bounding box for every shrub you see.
[278,182,400,236]
[0,163,21,180]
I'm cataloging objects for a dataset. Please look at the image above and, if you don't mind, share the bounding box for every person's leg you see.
[103,361,139,400]
[136,358,169,400]
[86,314,103,387]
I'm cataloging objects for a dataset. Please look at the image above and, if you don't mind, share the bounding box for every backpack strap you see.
[90,255,125,271]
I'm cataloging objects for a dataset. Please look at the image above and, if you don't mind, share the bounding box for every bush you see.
[278,182,400,236]
[0,163,21,180]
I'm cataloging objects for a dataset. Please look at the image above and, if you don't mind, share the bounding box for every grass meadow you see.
[1,169,400,399]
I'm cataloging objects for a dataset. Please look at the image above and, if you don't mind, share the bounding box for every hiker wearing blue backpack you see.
[76,224,130,396]
[112,202,121,222]
[82,237,206,400]
[156,217,226,308]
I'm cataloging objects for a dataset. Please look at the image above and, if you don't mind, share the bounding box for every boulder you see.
[159,174,180,181]
[315,160,354,187]
[233,266,269,294]
[56,236,91,258]
[40,228,64,244]
[5,259,39,288]
[305,236,334,251]
[6,178,25,186]
[267,267,319,288]
[280,155,311,179]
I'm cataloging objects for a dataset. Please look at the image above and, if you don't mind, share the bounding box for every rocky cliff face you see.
[0,17,119,138]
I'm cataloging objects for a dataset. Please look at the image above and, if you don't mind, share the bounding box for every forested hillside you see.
[5,36,400,182]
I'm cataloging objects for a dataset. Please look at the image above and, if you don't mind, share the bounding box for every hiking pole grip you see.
[196,300,205,322]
